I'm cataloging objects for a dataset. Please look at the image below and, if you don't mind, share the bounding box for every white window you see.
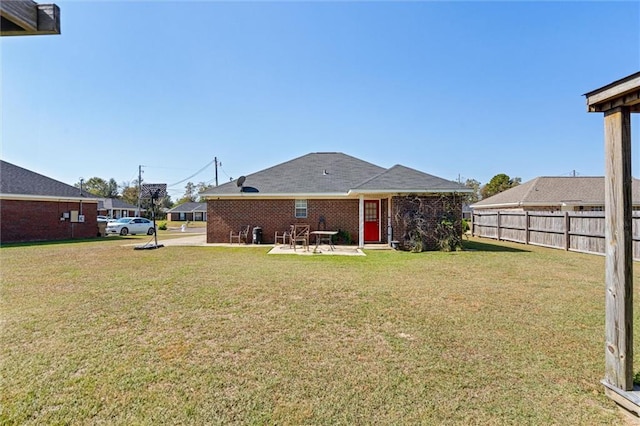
[180,212,186,220]
[295,199,307,218]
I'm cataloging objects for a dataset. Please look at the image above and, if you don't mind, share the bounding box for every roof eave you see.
[349,188,473,195]
[0,194,99,203]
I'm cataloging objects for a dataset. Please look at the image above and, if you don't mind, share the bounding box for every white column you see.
[387,195,392,245]
[358,195,364,248]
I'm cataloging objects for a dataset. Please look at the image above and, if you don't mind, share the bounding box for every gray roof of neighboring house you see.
[167,202,207,213]
[472,176,640,209]
[98,198,139,210]
[0,160,96,199]
[200,152,469,197]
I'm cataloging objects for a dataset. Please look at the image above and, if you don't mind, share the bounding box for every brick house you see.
[200,152,471,248]
[471,176,640,212]
[0,160,99,243]
[167,202,207,222]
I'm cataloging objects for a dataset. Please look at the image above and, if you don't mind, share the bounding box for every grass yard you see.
[1,236,638,425]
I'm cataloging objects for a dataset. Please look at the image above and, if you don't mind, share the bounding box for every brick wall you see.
[390,194,462,250]
[1,200,99,243]
[207,199,360,244]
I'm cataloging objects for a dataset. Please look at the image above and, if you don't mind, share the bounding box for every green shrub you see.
[158,221,167,231]
[332,229,353,245]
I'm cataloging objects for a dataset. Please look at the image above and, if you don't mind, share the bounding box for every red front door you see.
[364,200,380,242]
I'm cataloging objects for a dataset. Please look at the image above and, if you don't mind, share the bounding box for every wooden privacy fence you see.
[472,210,640,260]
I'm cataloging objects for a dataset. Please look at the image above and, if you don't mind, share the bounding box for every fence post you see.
[496,211,501,241]
[471,213,475,237]
[564,211,570,251]
[524,211,529,244]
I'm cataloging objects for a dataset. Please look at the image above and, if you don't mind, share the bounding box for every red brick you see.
[1,200,99,243]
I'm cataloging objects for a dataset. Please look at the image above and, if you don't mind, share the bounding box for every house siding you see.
[390,194,462,250]
[1,200,99,243]
[207,199,360,244]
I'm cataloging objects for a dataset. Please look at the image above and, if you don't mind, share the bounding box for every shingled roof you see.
[167,202,206,213]
[472,176,640,209]
[0,160,96,200]
[97,198,139,210]
[200,152,469,197]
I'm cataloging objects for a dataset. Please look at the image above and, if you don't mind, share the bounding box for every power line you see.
[167,160,215,187]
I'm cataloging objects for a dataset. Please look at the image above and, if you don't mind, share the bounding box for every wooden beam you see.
[602,380,640,417]
[586,72,640,110]
[603,106,634,391]
[1,1,60,36]
[588,89,640,113]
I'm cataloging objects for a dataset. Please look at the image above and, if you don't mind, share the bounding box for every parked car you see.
[106,217,155,236]
[97,215,110,223]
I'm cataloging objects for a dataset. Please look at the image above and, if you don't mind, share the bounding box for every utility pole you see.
[137,165,143,216]
[214,157,219,187]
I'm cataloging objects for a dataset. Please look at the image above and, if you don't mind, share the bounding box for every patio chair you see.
[230,225,250,244]
[275,225,293,245]
[290,224,310,251]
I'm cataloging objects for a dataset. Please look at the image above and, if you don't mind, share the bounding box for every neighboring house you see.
[471,176,640,212]
[167,202,207,222]
[0,160,99,243]
[200,152,471,248]
[97,198,140,219]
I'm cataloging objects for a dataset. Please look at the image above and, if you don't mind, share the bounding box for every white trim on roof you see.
[0,194,99,203]
[349,188,473,195]
[202,188,471,200]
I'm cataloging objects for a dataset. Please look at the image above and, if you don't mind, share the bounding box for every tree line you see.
[74,177,212,209]
[463,173,521,204]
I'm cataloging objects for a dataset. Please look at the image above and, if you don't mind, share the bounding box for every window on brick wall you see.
[295,199,308,218]
[180,212,186,220]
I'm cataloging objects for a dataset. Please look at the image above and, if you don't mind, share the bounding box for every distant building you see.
[167,202,207,222]
[472,176,640,212]
[97,198,141,219]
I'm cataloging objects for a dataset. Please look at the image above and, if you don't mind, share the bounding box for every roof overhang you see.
[0,194,99,203]
[202,192,349,200]
[349,188,473,196]
[1,1,60,36]
[203,189,472,200]
[585,72,640,113]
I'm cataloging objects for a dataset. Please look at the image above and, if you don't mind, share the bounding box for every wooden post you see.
[603,106,633,391]
[524,211,529,244]
[496,211,501,241]
[564,211,570,251]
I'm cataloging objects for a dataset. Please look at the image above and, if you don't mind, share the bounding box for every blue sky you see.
[2,1,639,201]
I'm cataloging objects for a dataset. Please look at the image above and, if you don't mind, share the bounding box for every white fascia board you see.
[0,194,99,203]
[201,192,349,200]
[349,188,473,196]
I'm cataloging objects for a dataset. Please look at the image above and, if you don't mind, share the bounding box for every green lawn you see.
[1,236,636,424]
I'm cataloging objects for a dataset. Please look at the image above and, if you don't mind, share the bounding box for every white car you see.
[97,215,111,223]
[106,217,155,236]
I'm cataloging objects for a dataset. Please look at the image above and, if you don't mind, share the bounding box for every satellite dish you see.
[237,176,246,187]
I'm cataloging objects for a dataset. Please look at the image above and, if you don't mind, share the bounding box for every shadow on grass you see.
[462,239,530,253]
[0,236,141,249]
